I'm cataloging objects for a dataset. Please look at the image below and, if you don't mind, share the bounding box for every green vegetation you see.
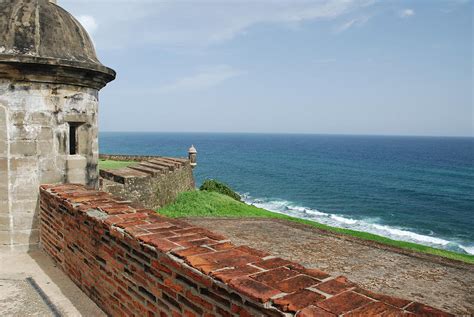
[98,160,137,170]
[158,190,474,264]
[199,179,241,201]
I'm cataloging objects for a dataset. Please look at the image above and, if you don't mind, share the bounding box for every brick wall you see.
[39,184,453,317]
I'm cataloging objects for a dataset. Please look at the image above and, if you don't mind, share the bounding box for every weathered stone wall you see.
[0,104,9,246]
[39,184,453,317]
[0,80,99,250]
[99,154,180,162]
[100,156,195,209]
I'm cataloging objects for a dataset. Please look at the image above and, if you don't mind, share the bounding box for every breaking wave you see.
[241,193,473,255]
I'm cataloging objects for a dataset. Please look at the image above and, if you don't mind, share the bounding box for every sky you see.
[60,0,473,137]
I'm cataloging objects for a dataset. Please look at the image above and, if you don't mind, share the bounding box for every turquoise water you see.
[100,132,474,255]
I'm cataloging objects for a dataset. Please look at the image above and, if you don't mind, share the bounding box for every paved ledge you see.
[185,217,474,315]
[0,249,105,316]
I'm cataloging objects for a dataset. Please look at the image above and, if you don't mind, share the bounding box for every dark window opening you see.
[68,123,81,155]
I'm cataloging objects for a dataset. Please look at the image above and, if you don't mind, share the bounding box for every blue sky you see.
[61,0,472,136]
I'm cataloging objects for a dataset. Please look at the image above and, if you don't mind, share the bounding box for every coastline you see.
[241,194,474,258]
[239,204,474,265]
[158,190,474,265]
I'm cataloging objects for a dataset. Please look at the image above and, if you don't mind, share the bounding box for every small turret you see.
[188,145,197,168]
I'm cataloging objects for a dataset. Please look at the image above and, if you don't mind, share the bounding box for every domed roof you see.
[0,0,115,79]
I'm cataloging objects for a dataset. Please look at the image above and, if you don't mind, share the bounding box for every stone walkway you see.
[0,249,105,317]
[185,217,474,316]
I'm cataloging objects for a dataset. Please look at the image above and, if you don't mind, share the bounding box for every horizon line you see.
[99,131,474,139]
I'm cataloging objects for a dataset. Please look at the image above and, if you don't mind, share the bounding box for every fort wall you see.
[0,81,100,250]
[39,184,452,317]
[99,155,195,209]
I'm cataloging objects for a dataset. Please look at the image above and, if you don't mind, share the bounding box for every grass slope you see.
[158,190,474,264]
[98,160,137,170]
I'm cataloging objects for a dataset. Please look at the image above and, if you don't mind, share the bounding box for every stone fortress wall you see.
[0,81,101,250]
[99,154,195,210]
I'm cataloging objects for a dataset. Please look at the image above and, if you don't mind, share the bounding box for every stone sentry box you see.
[0,0,115,250]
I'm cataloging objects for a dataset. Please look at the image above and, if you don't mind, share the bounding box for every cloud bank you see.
[62,0,375,49]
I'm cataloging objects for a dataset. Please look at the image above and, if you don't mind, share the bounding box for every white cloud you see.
[77,15,98,35]
[61,0,375,49]
[336,16,370,33]
[156,65,244,94]
[399,9,415,18]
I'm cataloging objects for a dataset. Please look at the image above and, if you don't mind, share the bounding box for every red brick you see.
[274,275,319,293]
[185,290,213,311]
[138,222,178,230]
[185,249,261,274]
[216,307,233,317]
[172,246,213,258]
[211,265,261,283]
[100,205,136,215]
[105,213,148,226]
[179,238,218,248]
[172,227,206,235]
[229,277,281,303]
[234,245,271,258]
[168,233,206,243]
[164,277,184,293]
[355,287,411,308]
[273,289,326,312]
[138,235,180,252]
[150,259,173,275]
[115,220,148,229]
[150,226,182,235]
[184,310,197,317]
[231,304,253,317]
[344,301,405,317]
[124,226,150,237]
[405,302,455,317]
[315,275,355,295]
[209,242,234,251]
[251,267,299,285]
[296,306,336,317]
[317,291,373,315]
[253,257,294,269]
[289,265,330,280]
[201,230,227,241]
[180,267,213,288]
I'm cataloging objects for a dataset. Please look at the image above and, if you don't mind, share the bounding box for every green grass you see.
[158,190,474,264]
[98,160,137,170]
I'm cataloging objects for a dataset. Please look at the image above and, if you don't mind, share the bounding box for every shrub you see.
[199,179,241,201]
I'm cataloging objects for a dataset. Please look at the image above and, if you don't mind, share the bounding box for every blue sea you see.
[100,132,474,255]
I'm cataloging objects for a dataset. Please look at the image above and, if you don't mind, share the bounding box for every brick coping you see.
[39,184,454,316]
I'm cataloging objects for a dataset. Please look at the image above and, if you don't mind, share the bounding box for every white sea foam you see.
[330,215,358,225]
[241,194,472,254]
[303,209,327,217]
[460,245,474,255]
[371,224,450,245]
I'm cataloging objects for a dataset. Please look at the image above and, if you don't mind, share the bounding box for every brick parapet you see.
[39,184,453,316]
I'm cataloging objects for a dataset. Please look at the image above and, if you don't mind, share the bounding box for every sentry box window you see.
[68,122,83,155]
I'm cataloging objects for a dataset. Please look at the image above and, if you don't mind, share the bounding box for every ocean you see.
[100,132,474,255]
